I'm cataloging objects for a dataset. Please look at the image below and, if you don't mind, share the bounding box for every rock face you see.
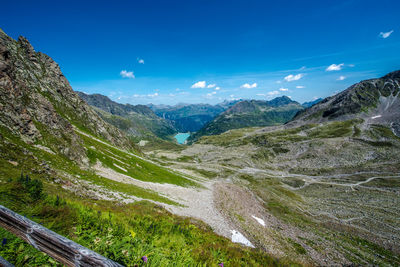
[77,92,177,139]
[189,96,304,142]
[292,71,400,135]
[0,29,133,164]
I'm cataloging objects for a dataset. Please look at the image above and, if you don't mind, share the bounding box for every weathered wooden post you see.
[0,205,123,267]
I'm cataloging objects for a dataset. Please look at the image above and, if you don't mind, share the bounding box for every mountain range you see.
[149,100,240,132]
[1,29,400,266]
[188,96,304,142]
[77,92,177,139]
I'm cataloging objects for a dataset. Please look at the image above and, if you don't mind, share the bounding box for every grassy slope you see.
[0,178,281,266]
[192,119,400,265]
[77,131,198,187]
[0,125,286,266]
[0,124,178,205]
[189,101,303,143]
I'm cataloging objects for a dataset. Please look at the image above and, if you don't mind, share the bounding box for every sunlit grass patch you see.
[78,132,199,187]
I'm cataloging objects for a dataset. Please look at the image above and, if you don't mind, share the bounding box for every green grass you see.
[184,167,219,179]
[287,238,307,255]
[0,177,279,266]
[308,120,357,138]
[78,132,198,187]
[0,125,178,205]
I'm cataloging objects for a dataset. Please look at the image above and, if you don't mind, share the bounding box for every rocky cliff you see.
[292,71,400,136]
[0,29,133,164]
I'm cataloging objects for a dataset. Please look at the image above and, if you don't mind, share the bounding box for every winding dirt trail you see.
[94,162,233,238]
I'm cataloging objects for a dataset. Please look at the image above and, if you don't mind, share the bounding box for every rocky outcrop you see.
[0,29,133,164]
[292,71,400,130]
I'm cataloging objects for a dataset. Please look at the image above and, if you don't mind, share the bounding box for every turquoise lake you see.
[174,133,190,144]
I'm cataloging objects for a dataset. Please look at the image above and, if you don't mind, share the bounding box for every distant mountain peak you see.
[267,95,297,107]
[302,98,323,108]
[189,96,304,142]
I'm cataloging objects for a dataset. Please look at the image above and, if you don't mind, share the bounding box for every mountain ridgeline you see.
[291,70,400,136]
[77,92,177,139]
[0,29,134,164]
[1,27,400,266]
[189,96,304,142]
[301,98,323,108]
[149,100,240,132]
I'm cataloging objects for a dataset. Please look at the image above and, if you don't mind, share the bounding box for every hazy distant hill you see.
[189,96,304,142]
[77,92,177,139]
[149,100,240,132]
[302,98,323,108]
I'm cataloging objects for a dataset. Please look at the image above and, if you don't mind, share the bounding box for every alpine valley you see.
[1,28,400,267]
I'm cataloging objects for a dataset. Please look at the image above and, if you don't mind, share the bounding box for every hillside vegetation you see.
[78,92,177,140]
[189,96,304,142]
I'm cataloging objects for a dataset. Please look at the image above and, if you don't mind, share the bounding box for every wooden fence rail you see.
[0,255,14,267]
[0,205,123,267]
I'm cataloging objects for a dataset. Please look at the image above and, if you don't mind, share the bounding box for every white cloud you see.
[147,92,159,98]
[256,93,266,96]
[296,85,305,89]
[120,70,135,79]
[379,30,394,39]
[337,76,346,80]
[240,82,257,89]
[207,84,216,88]
[137,58,145,64]
[326,63,344,71]
[276,80,282,84]
[267,90,279,96]
[132,92,158,98]
[214,86,221,91]
[207,91,217,96]
[205,91,217,98]
[191,81,206,88]
[284,74,303,82]
[279,88,289,92]
[348,64,355,67]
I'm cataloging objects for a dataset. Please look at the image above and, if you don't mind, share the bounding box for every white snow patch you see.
[113,163,127,172]
[34,144,55,155]
[138,140,148,146]
[251,215,266,227]
[230,230,255,247]
[371,115,382,119]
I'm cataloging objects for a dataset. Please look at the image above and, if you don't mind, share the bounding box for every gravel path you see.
[94,162,233,238]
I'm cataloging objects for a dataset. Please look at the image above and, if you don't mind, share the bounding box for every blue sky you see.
[1,0,399,105]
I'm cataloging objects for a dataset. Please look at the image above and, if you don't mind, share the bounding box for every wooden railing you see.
[0,205,123,267]
[0,255,13,267]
